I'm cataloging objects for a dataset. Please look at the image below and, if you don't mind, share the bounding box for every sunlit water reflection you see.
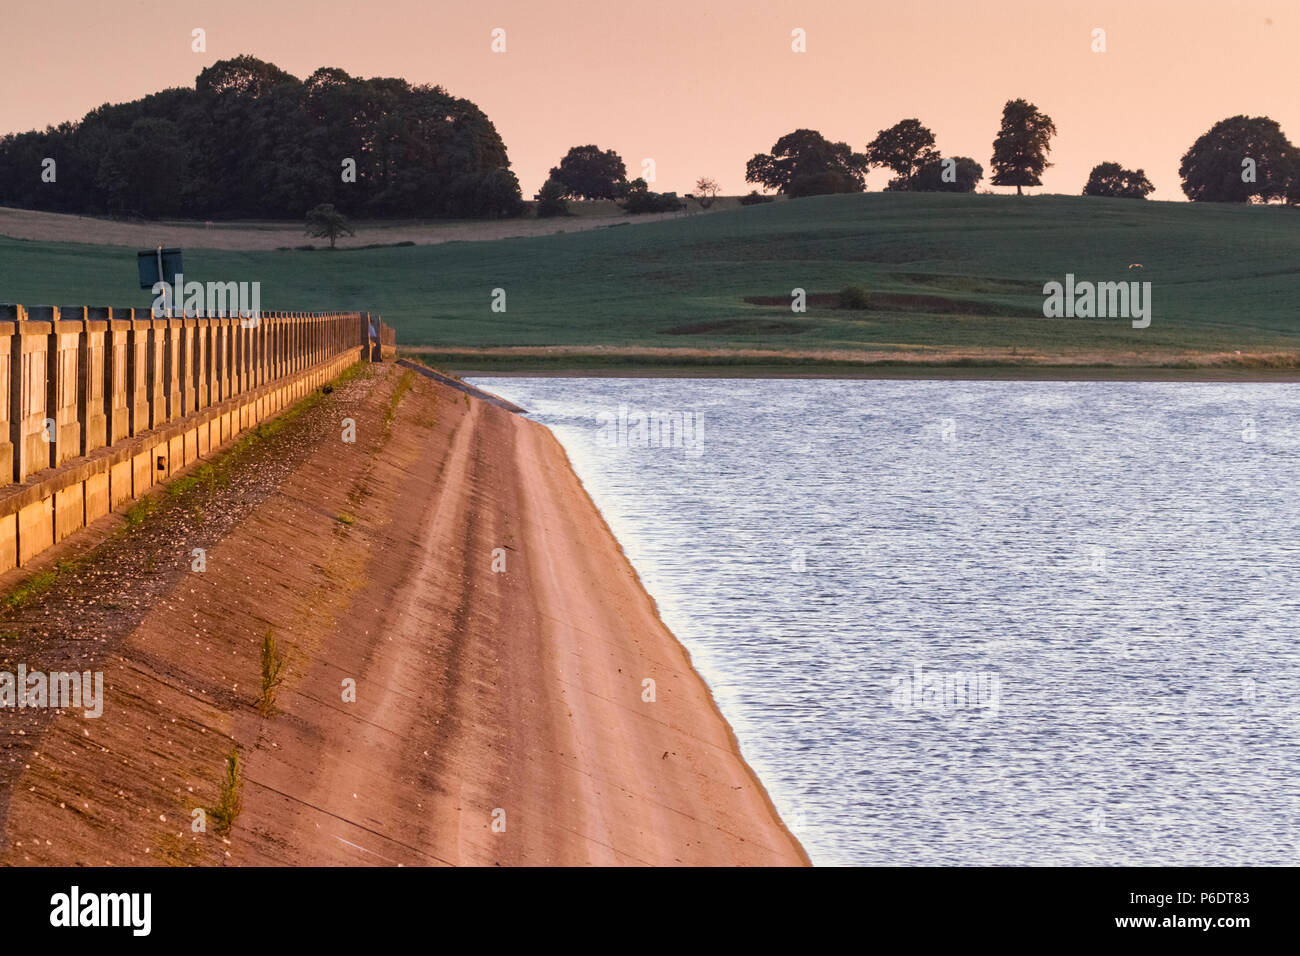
[473,377,1300,866]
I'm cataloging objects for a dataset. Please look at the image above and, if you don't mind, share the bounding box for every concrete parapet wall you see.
[0,304,394,572]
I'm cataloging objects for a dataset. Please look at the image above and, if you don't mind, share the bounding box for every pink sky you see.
[2,0,1295,202]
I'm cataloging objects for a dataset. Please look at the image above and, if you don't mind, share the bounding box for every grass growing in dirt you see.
[257,628,287,717]
[2,558,83,610]
[384,370,415,427]
[167,462,221,499]
[210,751,242,836]
[123,495,161,529]
[4,566,58,609]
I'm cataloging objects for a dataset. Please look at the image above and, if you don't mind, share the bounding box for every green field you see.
[2,193,1298,371]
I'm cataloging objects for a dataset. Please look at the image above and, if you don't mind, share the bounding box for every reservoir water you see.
[472,376,1300,866]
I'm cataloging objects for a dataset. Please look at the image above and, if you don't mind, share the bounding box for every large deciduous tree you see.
[866,119,939,190]
[548,145,628,200]
[1178,115,1297,203]
[1082,162,1155,199]
[990,99,1057,195]
[745,129,869,197]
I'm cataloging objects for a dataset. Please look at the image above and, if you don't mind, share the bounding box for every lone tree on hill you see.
[1178,115,1297,202]
[549,145,628,200]
[694,176,720,207]
[866,119,939,190]
[1082,162,1155,199]
[990,99,1057,195]
[745,129,869,197]
[305,203,354,248]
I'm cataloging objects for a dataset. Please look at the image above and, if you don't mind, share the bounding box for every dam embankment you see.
[0,362,806,866]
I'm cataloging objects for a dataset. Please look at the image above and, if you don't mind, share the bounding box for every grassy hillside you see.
[0,198,696,251]
[2,193,1298,370]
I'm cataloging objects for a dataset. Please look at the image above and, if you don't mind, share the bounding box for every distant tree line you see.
[739,101,1299,204]
[3,61,1297,220]
[0,55,524,219]
[528,110,1300,211]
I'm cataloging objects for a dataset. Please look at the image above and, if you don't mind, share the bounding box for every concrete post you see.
[209,319,221,403]
[244,316,256,389]
[240,318,251,392]
[191,315,202,411]
[230,320,242,395]
[49,307,82,468]
[127,312,151,436]
[255,314,266,386]
[13,306,53,480]
[178,314,196,416]
[78,307,109,455]
[0,304,16,485]
[142,314,163,428]
[106,308,132,443]
[223,318,233,396]
[286,314,295,372]
[194,316,209,411]
[163,317,182,421]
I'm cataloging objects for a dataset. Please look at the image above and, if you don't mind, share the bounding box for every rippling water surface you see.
[472,377,1300,866]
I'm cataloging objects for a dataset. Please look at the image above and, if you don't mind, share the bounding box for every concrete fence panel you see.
[0,306,390,573]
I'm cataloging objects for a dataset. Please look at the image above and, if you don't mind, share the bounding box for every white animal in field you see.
[1127,263,1143,270]
[205,221,215,229]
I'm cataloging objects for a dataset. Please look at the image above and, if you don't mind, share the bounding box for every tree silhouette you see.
[534,178,570,217]
[694,176,720,207]
[1179,116,1296,202]
[745,129,868,196]
[305,203,354,248]
[990,99,1057,195]
[866,119,939,190]
[1082,163,1155,199]
[0,56,523,220]
[548,146,628,200]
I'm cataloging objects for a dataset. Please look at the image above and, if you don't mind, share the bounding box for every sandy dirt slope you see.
[0,365,806,866]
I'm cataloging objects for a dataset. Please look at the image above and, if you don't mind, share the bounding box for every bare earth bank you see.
[0,365,806,866]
